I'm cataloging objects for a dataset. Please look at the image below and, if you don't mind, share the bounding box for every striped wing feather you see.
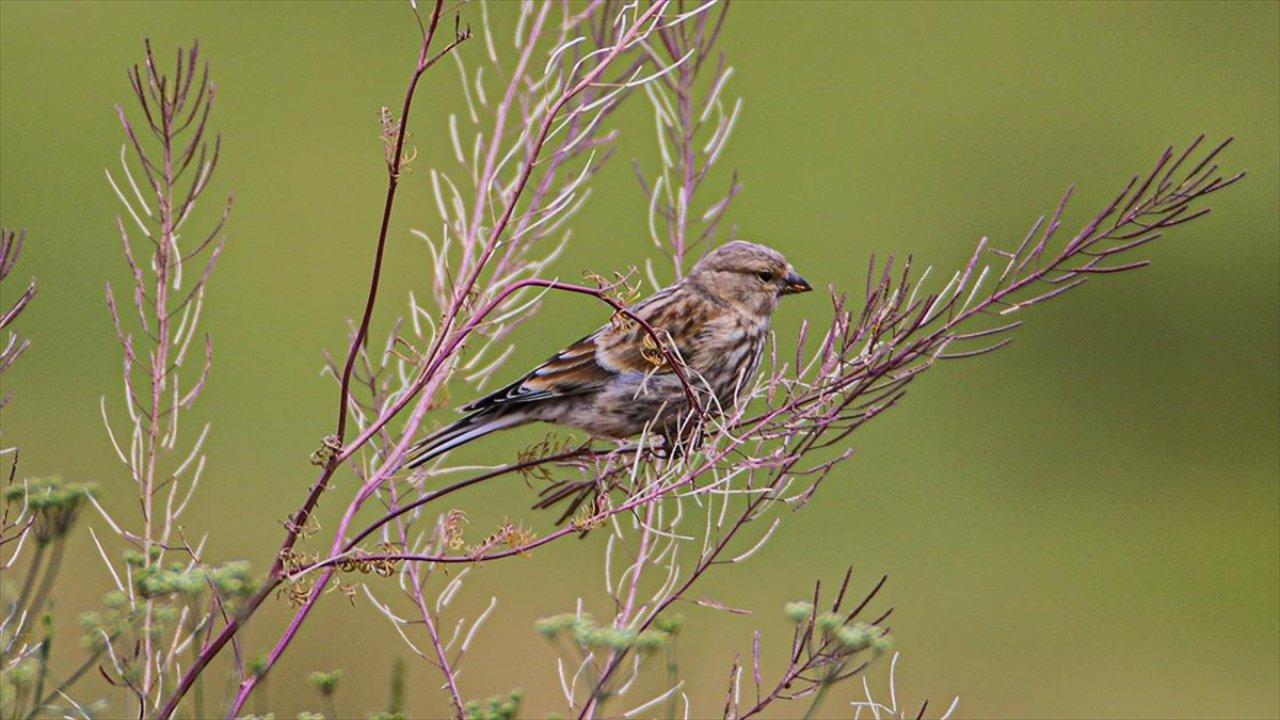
[461,286,704,412]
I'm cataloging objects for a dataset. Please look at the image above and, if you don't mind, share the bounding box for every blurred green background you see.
[2,1,1277,718]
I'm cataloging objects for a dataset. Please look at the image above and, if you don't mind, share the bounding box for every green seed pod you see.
[783,601,814,623]
[816,611,844,632]
[653,612,685,635]
[836,625,872,651]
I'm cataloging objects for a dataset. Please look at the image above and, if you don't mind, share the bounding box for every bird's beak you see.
[782,270,812,295]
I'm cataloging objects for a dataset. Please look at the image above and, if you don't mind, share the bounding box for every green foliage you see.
[308,669,343,697]
[633,629,669,651]
[78,591,141,651]
[248,653,269,678]
[651,613,684,635]
[387,656,406,715]
[3,659,38,689]
[872,633,893,656]
[3,476,96,545]
[816,611,843,632]
[784,601,814,623]
[782,597,893,667]
[463,689,523,720]
[534,613,673,652]
[533,612,578,638]
[121,547,161,567]
[577,625,636,650]
[1,659,38,718]
[133,559,255,601]
[835,623,872,651]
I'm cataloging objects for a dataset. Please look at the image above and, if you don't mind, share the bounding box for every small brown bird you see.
[404,241,811,469]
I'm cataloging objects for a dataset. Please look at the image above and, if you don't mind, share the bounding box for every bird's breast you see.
[683,314,768,403]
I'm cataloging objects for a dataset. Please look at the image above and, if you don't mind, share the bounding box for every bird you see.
[403,241,811,469]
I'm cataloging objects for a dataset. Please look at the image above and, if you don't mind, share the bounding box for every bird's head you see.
[688,240,811,317]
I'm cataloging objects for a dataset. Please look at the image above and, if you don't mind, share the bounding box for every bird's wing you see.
[461,285,704,412]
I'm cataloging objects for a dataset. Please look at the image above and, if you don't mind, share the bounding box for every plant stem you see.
[227,5,667,715]
[333,0,448,445]
[8,539,62,654]
[10,541,44,610]
[663,641,680,720]
[19,540,63,638]
[23,645,109,720]
[800,680,833,720]
[190,615,204,720]
[3,540,44,653]
[156,8,461,720]
[28,623,51,719]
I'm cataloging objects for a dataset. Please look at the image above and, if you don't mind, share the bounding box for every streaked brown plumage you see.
[404,241,811,469]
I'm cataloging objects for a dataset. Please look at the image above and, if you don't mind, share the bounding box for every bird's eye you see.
[756,271,774,283]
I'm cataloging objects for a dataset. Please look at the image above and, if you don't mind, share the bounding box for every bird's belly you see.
[540,373,688,439]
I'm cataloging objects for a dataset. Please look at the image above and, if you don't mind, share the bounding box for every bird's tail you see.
[401,410,525,470]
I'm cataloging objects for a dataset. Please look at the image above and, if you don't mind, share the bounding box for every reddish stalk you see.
[216,6,667,716]
[334,0,452,443]
[155,6,458,717]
